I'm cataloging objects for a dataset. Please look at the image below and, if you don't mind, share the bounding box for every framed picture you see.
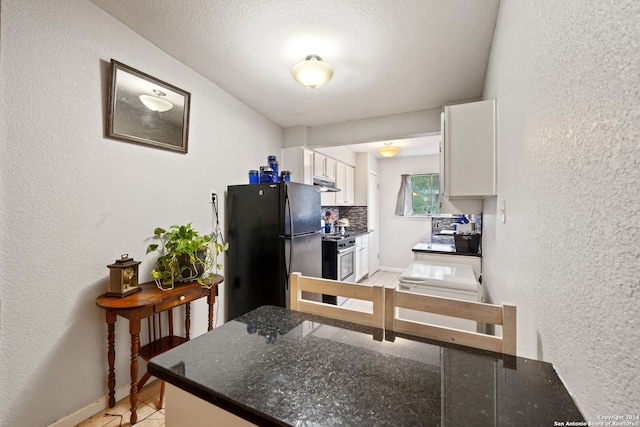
[107,59,191,153]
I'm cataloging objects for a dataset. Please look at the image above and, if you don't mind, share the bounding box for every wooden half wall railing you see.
[289,272,516,355]
[289,272,385,328]
[384,286,517,355]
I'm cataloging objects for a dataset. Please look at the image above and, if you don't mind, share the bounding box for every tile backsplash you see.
[432,214,482,235]
[321,205,368,233]
[431,214,483,254]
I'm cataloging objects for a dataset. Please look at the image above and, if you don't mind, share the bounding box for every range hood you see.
[313,177,341,192]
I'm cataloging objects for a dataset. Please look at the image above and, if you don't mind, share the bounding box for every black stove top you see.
[322,234,350,241]
[322,234,357,249]
[322,234,347,240]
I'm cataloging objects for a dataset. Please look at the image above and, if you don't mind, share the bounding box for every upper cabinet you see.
[335,163,355,205]
[302,148,314,185]
[281,147,354,206]
[281,146,314,185]
[441,99,497,199]
[345,165,355,205]
[313,152,336,181]
[335,162,346,205]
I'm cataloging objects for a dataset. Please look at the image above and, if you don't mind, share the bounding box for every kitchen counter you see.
[412,240,482,257]
[322,229,368,240]
[149,305,583,426]
[346,229,369,237]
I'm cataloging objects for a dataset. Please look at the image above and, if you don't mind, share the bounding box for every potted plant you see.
[146,223,228,290]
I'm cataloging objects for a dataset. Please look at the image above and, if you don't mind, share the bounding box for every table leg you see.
[106,311,117,408]
[208,291,215,331]
[185,302,191,340]
[129,318,141,424]
[208,304,214,330]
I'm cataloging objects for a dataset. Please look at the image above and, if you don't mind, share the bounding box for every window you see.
[395,174,440,216]
[410,174,440,215]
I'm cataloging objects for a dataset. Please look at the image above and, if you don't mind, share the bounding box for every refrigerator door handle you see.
[284,187,293,290]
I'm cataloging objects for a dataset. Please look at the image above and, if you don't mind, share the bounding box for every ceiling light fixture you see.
[291,55,333,88]
[378,142,399,158]
[139,89,173,112]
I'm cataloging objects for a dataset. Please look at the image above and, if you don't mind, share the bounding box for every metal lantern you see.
[106,254,142,297]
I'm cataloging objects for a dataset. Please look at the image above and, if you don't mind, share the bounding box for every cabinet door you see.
[360,235,369,278]
[368,173,380,274]
[354,236,362,281]
[335,162,346,205]
[443,99,496,198]
[325,157,336,181]
[345,166,355,205]
[302,149,313,185]
[282,147,315,185]
[361,245,369,277]
[313,153,326,178]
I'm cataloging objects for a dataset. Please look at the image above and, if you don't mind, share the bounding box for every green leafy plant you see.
[146,223,228,290]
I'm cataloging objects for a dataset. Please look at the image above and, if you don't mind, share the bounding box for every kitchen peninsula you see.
[410,214,484,280]
[148,305,583,426]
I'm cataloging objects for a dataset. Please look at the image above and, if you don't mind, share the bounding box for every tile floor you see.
[359,269,400,287]
[76,380,165,427]
[76,270,400,427]
[343,269,400,311]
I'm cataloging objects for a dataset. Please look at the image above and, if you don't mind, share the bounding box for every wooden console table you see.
[95,275,223,424]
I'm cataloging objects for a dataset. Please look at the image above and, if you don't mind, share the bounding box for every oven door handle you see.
[336,246,355,254]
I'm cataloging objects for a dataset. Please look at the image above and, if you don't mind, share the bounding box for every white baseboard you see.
[47,383,131,427]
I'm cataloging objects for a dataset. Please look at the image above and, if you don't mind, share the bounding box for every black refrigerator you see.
[226,181,321,320]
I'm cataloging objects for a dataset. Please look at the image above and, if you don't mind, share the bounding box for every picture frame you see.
[107,59,191,153]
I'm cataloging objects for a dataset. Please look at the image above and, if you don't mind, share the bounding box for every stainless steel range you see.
[322,234,356,304]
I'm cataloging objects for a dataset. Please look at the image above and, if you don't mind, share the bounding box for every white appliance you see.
[397,260,480,332]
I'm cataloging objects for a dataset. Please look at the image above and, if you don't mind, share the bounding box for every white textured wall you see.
[378,155,439,269]
[0,1,281,426]
[482,0,639,420]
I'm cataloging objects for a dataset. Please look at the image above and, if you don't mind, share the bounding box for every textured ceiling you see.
[90,0,500,131]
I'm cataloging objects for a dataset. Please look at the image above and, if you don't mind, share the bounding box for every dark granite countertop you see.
[412,241,482,257]
[322,230,369,240]
[148,305,583,427]
[346,230,369,237]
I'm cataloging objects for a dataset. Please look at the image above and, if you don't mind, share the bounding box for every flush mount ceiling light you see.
[291,55,334,88]
[378,142,399,158]
[139,89,173,112]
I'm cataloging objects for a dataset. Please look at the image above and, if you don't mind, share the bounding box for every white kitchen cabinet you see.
[281,146,314,185]
[282,147,356,208]
[335,162,346,205]
[317,152,337,205]
[355,236,362,281]
[313,152,336,181]
[355,234,370,282]
[355,153,380,275]
[345,165,355,205]
[313,153,324,178]
[302,148,313,185]
[321,189,336,206]
[441,99,496,199]
[334,162,355,205]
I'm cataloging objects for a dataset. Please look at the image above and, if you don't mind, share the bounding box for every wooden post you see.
[289,272,300,311]
[384,287,395,332]
[502,304,517,355]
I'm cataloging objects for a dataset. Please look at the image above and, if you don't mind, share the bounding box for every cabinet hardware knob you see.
[179,296,186,301]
